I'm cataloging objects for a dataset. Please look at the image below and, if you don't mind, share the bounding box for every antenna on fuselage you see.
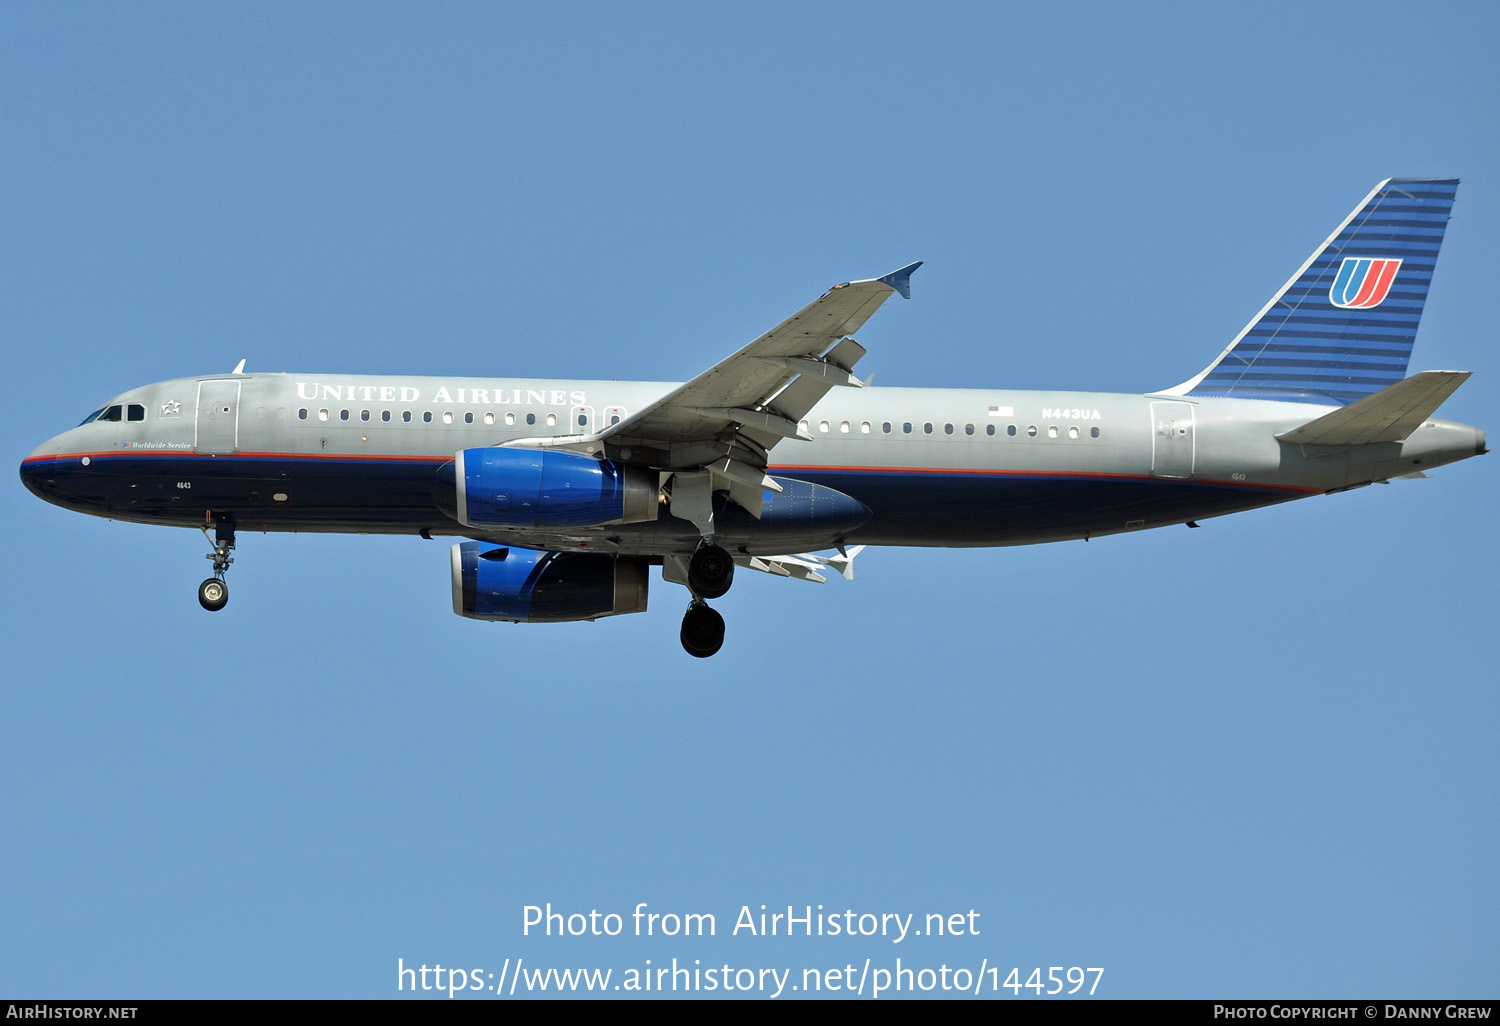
[231,359,246,374]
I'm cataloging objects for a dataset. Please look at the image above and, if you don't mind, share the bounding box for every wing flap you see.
[735,545,870,584]
[740,554,828,584]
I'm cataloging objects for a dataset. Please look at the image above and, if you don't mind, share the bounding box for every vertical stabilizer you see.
[1166,179,1457,404]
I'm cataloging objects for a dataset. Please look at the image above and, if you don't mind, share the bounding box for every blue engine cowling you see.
[453,448,658,529]
[451,541,650,622]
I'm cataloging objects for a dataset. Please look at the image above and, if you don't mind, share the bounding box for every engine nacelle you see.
[452,448,658,529]
[451,542,650,623]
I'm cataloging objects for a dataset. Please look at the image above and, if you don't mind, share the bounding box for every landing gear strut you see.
[680,600,725,658]
[198,522,235,612]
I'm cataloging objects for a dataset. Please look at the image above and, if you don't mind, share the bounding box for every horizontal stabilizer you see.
[1277,370,1470,446]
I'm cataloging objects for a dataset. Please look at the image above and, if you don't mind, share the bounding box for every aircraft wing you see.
[600,262,922,484]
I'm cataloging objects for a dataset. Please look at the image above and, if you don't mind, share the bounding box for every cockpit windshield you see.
[78,404,137,426]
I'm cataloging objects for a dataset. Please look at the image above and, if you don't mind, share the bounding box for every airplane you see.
[20,179,1486,657]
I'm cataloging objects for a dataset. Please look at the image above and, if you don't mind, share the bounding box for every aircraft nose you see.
[20,437,74,502]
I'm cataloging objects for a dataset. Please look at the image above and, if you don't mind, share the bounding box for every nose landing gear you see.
[198,523,235,612]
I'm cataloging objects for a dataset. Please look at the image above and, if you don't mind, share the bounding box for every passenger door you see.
[195,380,241,454]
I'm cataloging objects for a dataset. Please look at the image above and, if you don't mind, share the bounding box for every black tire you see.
[680,603,725,658]
[198,578,229,612]
[687,544,734,599]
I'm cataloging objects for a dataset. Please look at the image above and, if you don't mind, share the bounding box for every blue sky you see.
[3,1,1495,999]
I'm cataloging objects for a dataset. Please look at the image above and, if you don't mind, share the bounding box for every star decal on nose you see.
[160,400,182,417]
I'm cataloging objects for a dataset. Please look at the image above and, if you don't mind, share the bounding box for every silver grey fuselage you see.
[20,372,1486,557]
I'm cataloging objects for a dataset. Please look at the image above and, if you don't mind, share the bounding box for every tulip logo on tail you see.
[1330,257,1401,309]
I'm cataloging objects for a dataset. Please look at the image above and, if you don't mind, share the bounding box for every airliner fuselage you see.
[21,372,1483,551]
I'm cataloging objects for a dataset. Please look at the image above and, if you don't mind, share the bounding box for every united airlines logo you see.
[1329,257,1401,309]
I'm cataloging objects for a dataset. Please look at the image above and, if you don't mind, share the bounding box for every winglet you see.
[876,261,924,300]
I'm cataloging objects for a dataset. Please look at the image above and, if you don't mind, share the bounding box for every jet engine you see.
[450,448,659,529]
[451,541,650,623]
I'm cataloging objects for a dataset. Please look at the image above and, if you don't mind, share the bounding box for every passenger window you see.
[465,412,474,424]
[402,411,412,423]
[423,411,433,423]
[319,409,329,422]
[484,412,495,425]
[903,422,912,434]
[443,411,454,425]
[505,413,516,426]
[1069,426,1079,439]
[546,414,557,427]
[127,404,146,422]
[923,423,933,434]
[578,414,587,427]
[340,410,350,421]
[965,424,974,435]
[882,422,892,433]
[840,421,849,433]
[382,410,391,422]
[361,410,370,421]
[986,424,995,436]
[819,420,829,432]
[526,413,535,426]
[1091,427,1100,438]
[1007,424,1016,436]
[1026,425,1037,437]
[1048,426,1059,438]
[860,422,871,434]
[944,423,953,435]
[299,408,308,420]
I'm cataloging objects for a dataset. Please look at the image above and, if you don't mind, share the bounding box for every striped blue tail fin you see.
[1168,179,1458,405]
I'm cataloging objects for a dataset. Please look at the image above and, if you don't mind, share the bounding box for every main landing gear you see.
[198,523,235,612]
[680,600,725,658]
[687,543,733,599]
[679,543,733,657]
